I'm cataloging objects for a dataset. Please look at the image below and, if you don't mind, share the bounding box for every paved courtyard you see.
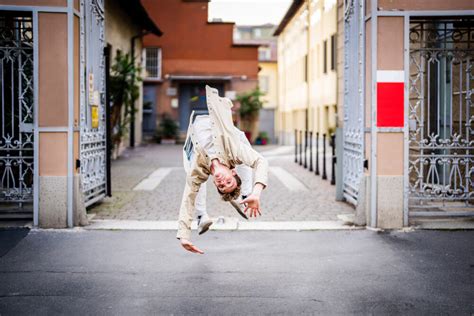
[89,144,354,222]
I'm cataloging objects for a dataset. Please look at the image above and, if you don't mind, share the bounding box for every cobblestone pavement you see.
[89,144,354,221]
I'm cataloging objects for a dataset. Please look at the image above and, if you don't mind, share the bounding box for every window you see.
[144,47,162,79]
[258,47,271,61]
[323,40,327,74]
[331,34,336,71]
[253,28,262,38]
[259,75,269,93]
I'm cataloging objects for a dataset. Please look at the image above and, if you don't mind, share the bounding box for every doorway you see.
[408,17,474,217]
[178,83,224,132]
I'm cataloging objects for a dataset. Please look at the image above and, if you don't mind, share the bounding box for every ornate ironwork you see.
[0,12,34,213]
[80,0,106,206]
[344,0,354,21]
[409,18,474,209]
[342,0,364,205]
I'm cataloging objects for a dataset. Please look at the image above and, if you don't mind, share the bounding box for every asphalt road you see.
[0,229,473,315]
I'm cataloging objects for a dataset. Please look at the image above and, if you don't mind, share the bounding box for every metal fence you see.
[294,129,336,185]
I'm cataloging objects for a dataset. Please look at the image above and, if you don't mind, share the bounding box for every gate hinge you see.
[364,159,368,170]
[75,159,81,170]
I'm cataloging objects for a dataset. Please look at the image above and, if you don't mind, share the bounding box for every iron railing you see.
[295,129,336,185]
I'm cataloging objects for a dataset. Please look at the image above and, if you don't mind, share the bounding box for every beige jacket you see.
[177,85,268,240]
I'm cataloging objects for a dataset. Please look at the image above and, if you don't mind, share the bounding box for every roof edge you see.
[273,0,304,36]
[119,0,162,36]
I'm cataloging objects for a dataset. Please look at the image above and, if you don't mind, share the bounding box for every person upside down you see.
[177,85,269,254]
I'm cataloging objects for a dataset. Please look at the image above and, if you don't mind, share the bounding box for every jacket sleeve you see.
[238,143,268,189]
[235,130,254,196]
[176,165,209,240]
[236,163,253,196]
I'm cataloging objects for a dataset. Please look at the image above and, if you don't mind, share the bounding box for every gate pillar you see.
[36,1,86,228]
[372,17,406,229]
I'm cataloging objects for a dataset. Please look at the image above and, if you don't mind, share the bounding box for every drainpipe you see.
[130,30,150,148]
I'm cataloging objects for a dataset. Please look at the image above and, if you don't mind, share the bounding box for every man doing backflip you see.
[177,85,268,254]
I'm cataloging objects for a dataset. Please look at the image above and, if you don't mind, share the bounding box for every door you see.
[142,85,157,139]
[178,83,224,132]
[0,11,34,219]
[342,0,365,205]
[80,0,107,206]
[408,17,474,217]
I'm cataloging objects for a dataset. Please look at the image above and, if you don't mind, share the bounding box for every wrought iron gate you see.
[80,0,107,206]
[342,0,365,205]
[408,17,474,215]
[0,12,34,218]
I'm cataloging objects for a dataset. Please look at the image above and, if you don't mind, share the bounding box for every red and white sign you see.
[377,70,404,127]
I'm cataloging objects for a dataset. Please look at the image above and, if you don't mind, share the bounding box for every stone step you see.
[411,218,474,230]
[0,211,33,220]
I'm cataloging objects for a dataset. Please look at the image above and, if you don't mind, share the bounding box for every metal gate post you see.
[104,45,112,197]
[322,133,327,180]
[294,129,298,163]
[304,130,308,168]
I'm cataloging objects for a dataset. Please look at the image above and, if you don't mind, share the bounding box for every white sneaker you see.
[197,214,213,235]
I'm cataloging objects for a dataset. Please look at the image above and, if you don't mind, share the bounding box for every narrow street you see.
[89,144,354,224]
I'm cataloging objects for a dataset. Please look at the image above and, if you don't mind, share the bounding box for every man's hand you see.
[180,238,204,254]
[241,194,261,218]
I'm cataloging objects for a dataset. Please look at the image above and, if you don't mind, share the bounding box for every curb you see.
[85,219,364,231]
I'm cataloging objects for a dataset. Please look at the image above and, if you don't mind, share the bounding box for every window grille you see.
[144,47,162,79]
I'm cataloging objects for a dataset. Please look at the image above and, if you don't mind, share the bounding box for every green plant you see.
[236,87,265,121]
[236,87,266,142]
[155,114,179,141]
[109,51,142,151]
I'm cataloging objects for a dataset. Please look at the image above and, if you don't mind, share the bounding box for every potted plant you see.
[255,131,269,145]
[155,114,179,144]
[109,51,141,157]
[236,87,265,143]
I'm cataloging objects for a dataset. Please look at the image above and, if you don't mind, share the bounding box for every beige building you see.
[275,0,338,145]
[234,24,278,143]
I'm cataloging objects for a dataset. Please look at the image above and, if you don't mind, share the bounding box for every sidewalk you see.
[89,144,354,225]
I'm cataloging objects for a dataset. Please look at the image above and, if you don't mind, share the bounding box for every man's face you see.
[213,166,237,193]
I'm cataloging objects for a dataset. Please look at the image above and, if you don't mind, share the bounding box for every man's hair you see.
[218,173,242,201]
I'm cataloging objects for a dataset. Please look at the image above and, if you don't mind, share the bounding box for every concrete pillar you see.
[37,2,85,228]
[374,16,405,229]
[38,12,69,228]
